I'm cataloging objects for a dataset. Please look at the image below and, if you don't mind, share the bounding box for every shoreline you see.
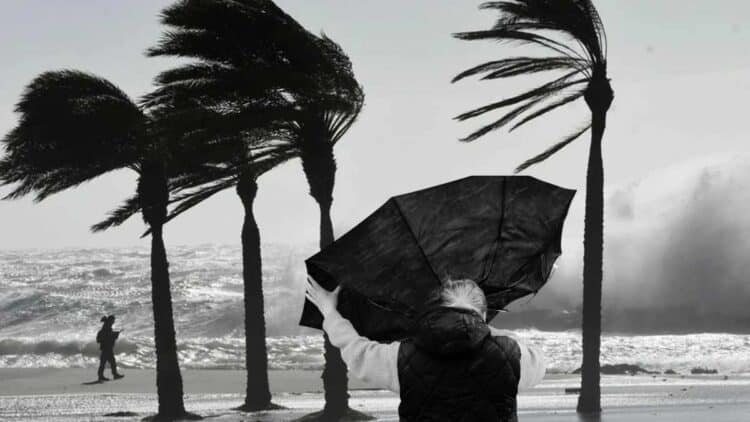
[2,369,750,421]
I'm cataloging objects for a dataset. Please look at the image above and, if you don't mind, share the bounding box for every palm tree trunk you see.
[319,201,335,248]
[298,133,372,421]
[577,107,606,414]
[236,176,275,411]
[139,162,197,421]
[317,201,350,418]
[150,223,188,419]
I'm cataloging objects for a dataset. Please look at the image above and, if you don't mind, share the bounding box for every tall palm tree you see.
[452,0,613,413]
[280,38,366,422]
[0,71,200,421]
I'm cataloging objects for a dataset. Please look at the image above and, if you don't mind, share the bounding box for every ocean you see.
[1,244,749,374]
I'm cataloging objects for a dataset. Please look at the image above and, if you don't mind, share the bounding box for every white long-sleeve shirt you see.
[322,308,547,393]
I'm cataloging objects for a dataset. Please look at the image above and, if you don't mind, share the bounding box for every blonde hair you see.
[439,278,487,317]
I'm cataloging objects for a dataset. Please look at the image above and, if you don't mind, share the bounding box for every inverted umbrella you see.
[300,175,575,341]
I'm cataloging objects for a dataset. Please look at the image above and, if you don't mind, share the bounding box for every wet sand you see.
[1,369,749,421]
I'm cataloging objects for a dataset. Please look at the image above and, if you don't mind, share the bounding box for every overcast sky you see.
[0,0,748,250]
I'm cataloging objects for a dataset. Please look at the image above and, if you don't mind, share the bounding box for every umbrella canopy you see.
[300,175,575,341]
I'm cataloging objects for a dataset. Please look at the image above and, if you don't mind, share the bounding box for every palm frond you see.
[459,92,555,143]
[452,56,586,83]
[509,89,584,131]
[91,194,142,232]
[477,0,606,63]
[0,71,146,201]
[140,177,239,238]
[454,1,610,145]
[150,0,326,76]
[453,29,585,62]
[455,70,585,121]
[143,0,363,207]
[514,122,591,172]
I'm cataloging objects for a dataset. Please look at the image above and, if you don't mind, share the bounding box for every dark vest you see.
[397,307,521,422]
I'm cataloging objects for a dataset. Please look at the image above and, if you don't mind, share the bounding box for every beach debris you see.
[564,387,581,394]
[664,369,677,375]
[690,367,718,374]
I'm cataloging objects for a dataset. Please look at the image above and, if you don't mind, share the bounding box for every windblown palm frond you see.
[287,34,365,148]
[0,71,145,201]
[91,194,143,232]
[142,0,364,224]
[148,0,326,75]
[514,123,591,172]
[93,130,298,236]
[165,145,297,220]
[453,0,608,170]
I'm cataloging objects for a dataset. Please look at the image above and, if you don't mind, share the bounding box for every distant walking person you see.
[96,315,124,381]
[306,277,546,422]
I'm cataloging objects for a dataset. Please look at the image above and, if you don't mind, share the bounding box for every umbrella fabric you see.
[300,175,575,341]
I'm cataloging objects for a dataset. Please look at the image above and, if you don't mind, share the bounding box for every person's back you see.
[305,276,546,422]
[398,306,520,422]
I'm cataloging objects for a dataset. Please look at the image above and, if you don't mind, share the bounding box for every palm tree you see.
[0,71,200,421]
[452,0,613,413]
[280,38,366,422]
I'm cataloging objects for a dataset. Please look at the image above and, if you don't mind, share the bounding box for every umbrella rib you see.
[479,178,508,284]
[392,199,442,287]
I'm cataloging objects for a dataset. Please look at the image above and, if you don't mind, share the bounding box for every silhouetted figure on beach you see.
[96,315,123,381]
[306,277,546,422]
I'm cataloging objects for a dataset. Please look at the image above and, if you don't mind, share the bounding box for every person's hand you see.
[305,275,341,318]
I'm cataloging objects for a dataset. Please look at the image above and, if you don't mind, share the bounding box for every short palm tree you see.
[0,71,200,421]
[452,0,613,413]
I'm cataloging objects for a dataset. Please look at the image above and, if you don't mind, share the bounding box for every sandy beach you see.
[2,369,750,421]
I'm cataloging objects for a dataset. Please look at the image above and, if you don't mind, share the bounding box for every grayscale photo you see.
[0,1,748,421]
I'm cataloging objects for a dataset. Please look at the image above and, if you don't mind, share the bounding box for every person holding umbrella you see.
[306,275,546,422]
[300,177,574,421]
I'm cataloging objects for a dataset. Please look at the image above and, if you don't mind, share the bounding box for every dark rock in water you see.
[571,363,658,375]
[690,367,718,374]
[664,369,677,375]
[103,411,138,417]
